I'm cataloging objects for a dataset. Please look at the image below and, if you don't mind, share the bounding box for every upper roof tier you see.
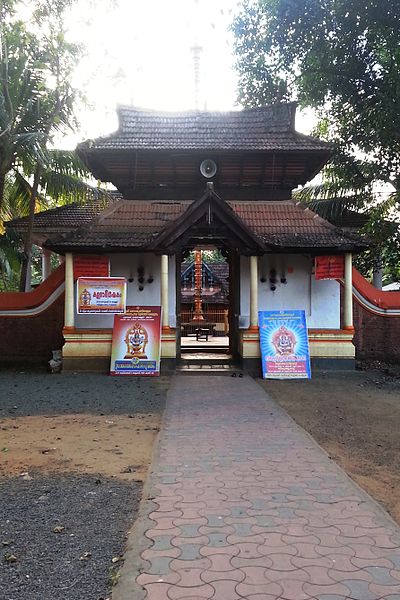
[78,103,331,153]
[77,104,333,199]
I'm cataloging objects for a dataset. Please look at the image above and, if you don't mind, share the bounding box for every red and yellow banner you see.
[73,255,110,279]
[315,255,344,280]
[76,277,126,314]
[110,306,162,376]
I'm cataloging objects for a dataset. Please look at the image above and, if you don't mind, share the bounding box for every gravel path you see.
[0,371,167,417]
[0,370,169,600]
[0,474,141,600]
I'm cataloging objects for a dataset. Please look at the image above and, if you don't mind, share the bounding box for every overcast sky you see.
[56,0,314,147]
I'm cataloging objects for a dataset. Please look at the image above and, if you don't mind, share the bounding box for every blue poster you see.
[258,310,311,379]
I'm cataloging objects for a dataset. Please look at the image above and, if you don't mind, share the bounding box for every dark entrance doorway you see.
[176,246,240,364]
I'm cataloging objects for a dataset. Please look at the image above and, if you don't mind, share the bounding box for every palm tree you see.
[0,149,111,290]
[1,2,86,289]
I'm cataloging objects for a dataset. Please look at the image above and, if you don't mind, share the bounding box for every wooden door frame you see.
[175,252,182,360]
[228,249,240,359]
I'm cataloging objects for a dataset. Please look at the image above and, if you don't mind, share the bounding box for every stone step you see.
[177,363,244,376]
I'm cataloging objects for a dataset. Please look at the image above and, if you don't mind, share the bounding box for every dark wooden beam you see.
[120,185,292,202]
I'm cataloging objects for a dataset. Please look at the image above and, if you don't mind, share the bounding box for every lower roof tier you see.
[7,189,367,256]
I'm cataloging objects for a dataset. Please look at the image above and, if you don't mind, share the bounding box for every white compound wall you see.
[239,254,340,329]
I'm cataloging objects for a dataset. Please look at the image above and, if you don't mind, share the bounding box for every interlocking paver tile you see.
[136,571,181,586]
[201,568,245,583]
[236,580,284,597]
[176,544,204,561]
[341,578,378,599]
[167,582,214,599]
[200,544,240,557]
[142,547,181,561]
[210,579,243,599]
[274,579,312,599]
[112,375,400,600]
[199,553,236,572]
[230,555,273,569]
[172,535,209,547]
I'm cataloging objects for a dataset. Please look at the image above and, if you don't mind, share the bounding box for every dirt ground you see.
[0,371,168,482]
[0,413,159,481]
[0,371,169,600]
[260,369,400,523]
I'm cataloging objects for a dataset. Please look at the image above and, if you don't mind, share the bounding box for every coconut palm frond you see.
[47,149,89,179]
[294,182,352,202]
[39,168,110,206]
[294,176,373,221]
[1,172,31,222]
[300,196,369,222]
[368,191,400,219]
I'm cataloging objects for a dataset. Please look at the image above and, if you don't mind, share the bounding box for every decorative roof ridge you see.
[116,101,298,117]
[149,185,267,252]
[77,102,305,154]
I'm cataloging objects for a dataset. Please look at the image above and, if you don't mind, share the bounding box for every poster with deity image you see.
[77,277,126,314]
[110,306,162,376]
[258,310,311,379]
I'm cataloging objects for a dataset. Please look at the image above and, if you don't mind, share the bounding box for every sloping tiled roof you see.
[6,193,120,234]
[44,197,366,253]
[46,201,190,251]
[78,104,332,153]
[230,201,364,250]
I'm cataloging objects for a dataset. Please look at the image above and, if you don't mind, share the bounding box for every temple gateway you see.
[15,103,367,372]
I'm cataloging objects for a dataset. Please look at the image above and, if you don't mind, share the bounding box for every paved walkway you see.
[116,375,400,600]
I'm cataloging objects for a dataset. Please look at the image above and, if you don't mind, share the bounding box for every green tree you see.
[0,0,88,290]
[232,0,400,283]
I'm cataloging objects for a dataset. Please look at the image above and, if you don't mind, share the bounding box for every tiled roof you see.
[44,198,366,253]
[78,105,332,153]
[6,193,120,234]
[46,201,189,250]
[230,201,364,250]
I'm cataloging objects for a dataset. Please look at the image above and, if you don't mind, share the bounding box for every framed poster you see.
[315,255,344,280]
[76,277,126,314]
[110,306,162,376]
[258,310,311,380]
[73,255,110,279]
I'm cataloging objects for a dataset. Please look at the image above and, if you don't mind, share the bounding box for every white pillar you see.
[250,255,259,328]
[42,249,52,280]
[344,253,353,329]
[161,254,169,328]
[64,253,75,328]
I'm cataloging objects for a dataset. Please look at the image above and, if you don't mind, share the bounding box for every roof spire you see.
[190,43,202,110]
[190,0,202,110]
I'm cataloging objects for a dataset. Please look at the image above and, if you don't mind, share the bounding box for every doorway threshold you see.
[177,352,242,375]
[180,351,233,363]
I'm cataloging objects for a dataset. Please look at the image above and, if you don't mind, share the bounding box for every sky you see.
[63,0,242,146]
[50,0,314,147]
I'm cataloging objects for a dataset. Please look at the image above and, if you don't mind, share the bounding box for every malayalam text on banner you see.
[110,306,162,376]
[258,309,311,380]
[315,255,344,280]
[76,277,126,314]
